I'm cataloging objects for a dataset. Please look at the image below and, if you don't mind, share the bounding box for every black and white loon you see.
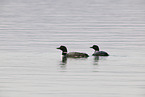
[57,45,89,58]
[90,45,109,56]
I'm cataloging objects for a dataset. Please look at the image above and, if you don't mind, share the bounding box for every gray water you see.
[0,0,145,97]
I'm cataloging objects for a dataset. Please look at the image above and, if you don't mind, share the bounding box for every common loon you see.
[90,45,109,56]
[57,45,89,58]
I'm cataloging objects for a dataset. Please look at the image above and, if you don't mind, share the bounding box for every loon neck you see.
[62,52,67,55]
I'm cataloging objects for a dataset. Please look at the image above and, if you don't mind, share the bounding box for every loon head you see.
[90,45,99,51]
[57,45,68,55]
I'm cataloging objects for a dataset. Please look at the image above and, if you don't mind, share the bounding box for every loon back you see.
[92,51,109,56]
[67,52,89,58]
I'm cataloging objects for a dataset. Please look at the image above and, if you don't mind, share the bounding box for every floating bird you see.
[90,45,109,56]
[57,45,89,58]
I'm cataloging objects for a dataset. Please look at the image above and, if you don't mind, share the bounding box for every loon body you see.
[57,45,89,58]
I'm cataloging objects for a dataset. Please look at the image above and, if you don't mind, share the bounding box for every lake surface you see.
[0,0,145,97]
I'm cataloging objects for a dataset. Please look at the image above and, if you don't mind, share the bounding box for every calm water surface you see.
[0,0,145,97]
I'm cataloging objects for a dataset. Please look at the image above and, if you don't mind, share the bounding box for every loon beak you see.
[57,47,60,49]
[90,47,93,48]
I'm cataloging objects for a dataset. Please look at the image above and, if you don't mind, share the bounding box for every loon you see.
[57,45,89,58]
[90,45,109,56]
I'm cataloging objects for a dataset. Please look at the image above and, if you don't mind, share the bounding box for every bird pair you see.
[57,45,109,58]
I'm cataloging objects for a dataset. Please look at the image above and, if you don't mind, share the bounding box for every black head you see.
[57,45,68,55]
[57,45,68,52]
[90,45,99,51]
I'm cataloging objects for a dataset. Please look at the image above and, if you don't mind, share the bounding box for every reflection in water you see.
[60,56,89,65]
[93,56,99,65]
[59,56,67,69]
[94,56,100,62]
[93,56,109,65]
[62,56,67,64]
[59,63,67,70]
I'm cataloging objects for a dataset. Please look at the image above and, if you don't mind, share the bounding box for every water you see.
[0,0,145,97]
